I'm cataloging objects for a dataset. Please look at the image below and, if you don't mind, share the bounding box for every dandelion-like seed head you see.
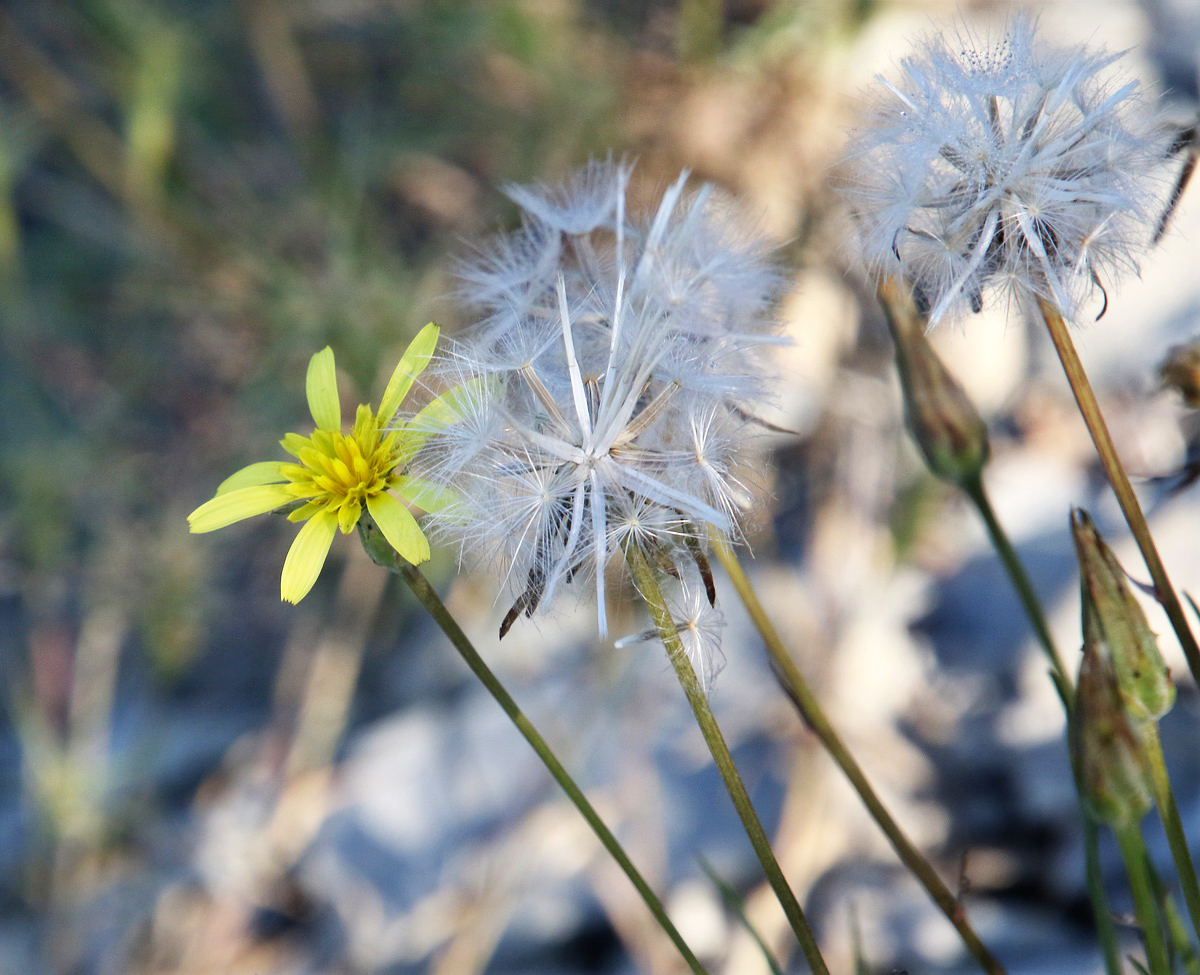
[411,161,782,641]
[616,568,727,692]
[842,17,1170,324]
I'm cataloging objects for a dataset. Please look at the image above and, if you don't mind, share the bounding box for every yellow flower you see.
[188,323,456,603]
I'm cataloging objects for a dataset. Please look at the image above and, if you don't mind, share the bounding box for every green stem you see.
[960,475,1072,705]
[1039,298,1200,685]
[880,277,1116,969]
[1144,721,1200,946]
[358,522,708,975]
[711,536,1006,975]
[1085,812,1125,975]
[959,479,1123,973]
[625,544,830,975]
[958,481,1124,974]
[1115,821,1172,975]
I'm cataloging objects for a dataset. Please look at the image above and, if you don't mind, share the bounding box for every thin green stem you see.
[1039,298,1200,685]
[697,857,787,975]
[959,480,1123,973]
[1085,812,1125,975]
[1115,821,1172,975]
[711,536,1006,975]
[1143,721,1200,946]
[961,475,1072,705]
[1159,879,1200,975]
[966,482,1126,973]
[625,543,830,975]
[358,522,708,975]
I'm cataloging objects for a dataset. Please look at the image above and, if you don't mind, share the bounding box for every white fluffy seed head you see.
[617,566,727,693]
[841,17,1172,324]
[411,161,782,642]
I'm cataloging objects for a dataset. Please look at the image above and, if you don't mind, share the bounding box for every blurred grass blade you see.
[696,856,785,975]
[124,22,183,213]
[1149,851,1200,975]
[849,903,872,975]
[678,0,722,63]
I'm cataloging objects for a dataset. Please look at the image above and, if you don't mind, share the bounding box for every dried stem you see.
[711,536,1007,975]
[1038,298,1200,684]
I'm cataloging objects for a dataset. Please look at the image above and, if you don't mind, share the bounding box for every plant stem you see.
[1143,721,1200,945]
[960,475,1073,704]
[710,536,1007,975]
[1115,821,1172,975]
[957,482,1126,975]
[625,543,830,975]
[1085,811,1125,975]
[358,522,709,975]
[1038,298,1200,684]
[961,492,1124,973]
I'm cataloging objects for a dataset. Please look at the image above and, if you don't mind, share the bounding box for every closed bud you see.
[1160,339,1200,408]
[878,277,990,486]
[1072,642,1153,826]
[1071,509,1175,723]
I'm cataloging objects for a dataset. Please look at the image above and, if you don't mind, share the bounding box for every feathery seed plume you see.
[843,18,1169,325]
[411,161,783,642]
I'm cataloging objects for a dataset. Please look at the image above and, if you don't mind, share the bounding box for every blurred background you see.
[2,0,1199,972]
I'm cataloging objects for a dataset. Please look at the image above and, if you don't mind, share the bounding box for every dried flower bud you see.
[879,276,990,486]
[1071,509,1175,723]
[1160,340,1200,408]
[1072,641,1153,826]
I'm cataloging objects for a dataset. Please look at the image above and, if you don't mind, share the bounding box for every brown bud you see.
[1071,509,1174,723]
[1072,642,1153,826]
[878,277,990,486]
[1160,339,1200,408]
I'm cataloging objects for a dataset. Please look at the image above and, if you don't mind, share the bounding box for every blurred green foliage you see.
[0,0,626,678]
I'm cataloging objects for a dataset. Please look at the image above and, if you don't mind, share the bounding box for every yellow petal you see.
[217,461,286,495]
[352,403,376,443]
[394,474,458,514]
[377,322,439,421]
[188,485,296,533]
[337,498,361,534]
[287,500,326,522]
[306,347,341,432]
[280,432,311,459]
[366,492,430,564]
[280,510,338,603]
[390,377,488,468]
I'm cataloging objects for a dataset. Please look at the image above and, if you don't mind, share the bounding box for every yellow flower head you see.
[188,323,455,603]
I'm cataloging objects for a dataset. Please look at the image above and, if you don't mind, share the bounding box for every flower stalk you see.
[880,276,1133,970]
[962,477,1072,703]
[1039,298,1200,685]
[357,517,709,975]
[710,535,1006,975]
[1143,721,1200,949]
[1115,822,1172,975]
[625,542,830,975]
[878,275,1071,699]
